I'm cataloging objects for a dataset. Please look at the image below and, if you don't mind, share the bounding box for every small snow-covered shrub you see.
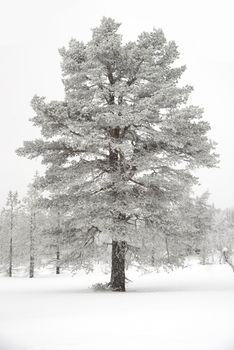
[92,282,111,291]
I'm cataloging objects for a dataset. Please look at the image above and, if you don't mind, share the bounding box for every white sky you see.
[0,0,233,209]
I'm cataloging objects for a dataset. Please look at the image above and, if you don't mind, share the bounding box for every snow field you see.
[0,264,234,350]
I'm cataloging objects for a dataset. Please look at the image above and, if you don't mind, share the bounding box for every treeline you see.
[1,180,233,278]
[0,181,62,277]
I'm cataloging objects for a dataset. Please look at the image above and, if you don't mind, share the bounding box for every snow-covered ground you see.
[0,263,234,350]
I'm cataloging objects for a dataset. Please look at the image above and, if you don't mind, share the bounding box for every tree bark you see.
[151,249,155,266]
[165,237,170,264]
[56,211,61,275]
[9,237,13,277]
[9,206,13,277]
[29,254,34,278]
[29,211,35,278]
[108,121,126,291]
[201,244,207,265]
[56,249,60,274]
[110,240,126,291]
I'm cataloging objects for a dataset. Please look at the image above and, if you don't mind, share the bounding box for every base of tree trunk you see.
[29,256,34,278]
[110,240,126,292]
[9,237,13,277]
[56,250,60,274]
[8,267,12,278]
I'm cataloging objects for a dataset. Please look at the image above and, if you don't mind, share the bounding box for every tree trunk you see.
[151,249,155,266]
[165,237,170,264]
[108,125,126,291]
[29,211,35,278]
[56,211,61,275]
[9,237,13,277]
[29,254,34,278]
[110,240,126,291]
[201,245,207,265]
[56,249,60,274]
[9,205,13,277]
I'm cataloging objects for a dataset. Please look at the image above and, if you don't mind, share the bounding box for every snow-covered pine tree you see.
[210,208,234,265]
[17,17,217,291]
[23,175,43,278]
[0,208,10,273]
[191,192,214,264]
[0,198,29,275]
[42,208,63,275]
[137,187,203,269]
[5,191,20,277]
[24,183,66,275]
